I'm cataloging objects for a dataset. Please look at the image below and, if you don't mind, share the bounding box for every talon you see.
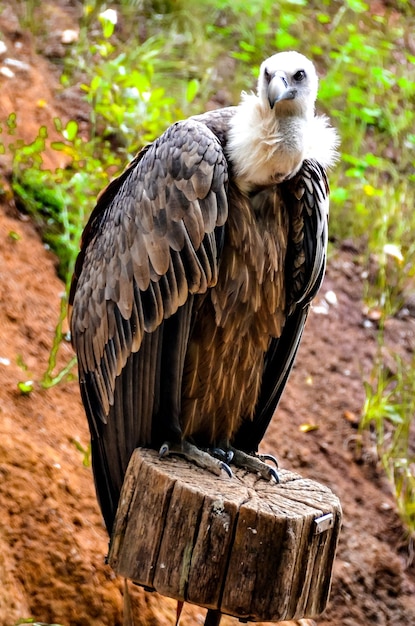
[228,446,280,482]
[258,452,279,468]
[159,442,170,458]
[159,440,226,477]
[268,466,280,483]
[226,449,234,463]
[220,461,233,478]
[211,447,234,464]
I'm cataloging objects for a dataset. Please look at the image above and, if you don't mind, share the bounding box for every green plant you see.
[70,437,91,467]
[40,292,77,389]
[64,6,202,158]
[6,119,103,281]
[0,116,116,388]
[361,349,415,539]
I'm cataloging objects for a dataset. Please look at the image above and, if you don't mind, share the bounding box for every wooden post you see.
[109,448,341,623]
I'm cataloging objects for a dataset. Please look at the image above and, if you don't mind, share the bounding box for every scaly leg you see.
[159,440,233,477]
[229,446,279,482]
[159,441,278,481]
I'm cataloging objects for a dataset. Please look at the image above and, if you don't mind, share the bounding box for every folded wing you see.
[69,119,228,531]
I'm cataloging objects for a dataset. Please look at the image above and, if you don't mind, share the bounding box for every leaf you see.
[63,120,78,142]
[99,8,117,39]
[8,230,21,241]
[18,380,34,395]
[186,78,199,103]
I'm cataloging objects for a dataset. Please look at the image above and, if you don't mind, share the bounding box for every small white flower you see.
[383,243,403,263]
[61,29,79,45]
[99,8,118,24]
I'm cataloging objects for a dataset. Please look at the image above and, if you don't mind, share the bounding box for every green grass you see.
[2,0,415,539]
[361,343,415,539]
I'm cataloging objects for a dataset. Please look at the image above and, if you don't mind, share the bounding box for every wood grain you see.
[108,448,341,622]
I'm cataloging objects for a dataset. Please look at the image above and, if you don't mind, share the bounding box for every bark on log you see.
[108,448,341,622]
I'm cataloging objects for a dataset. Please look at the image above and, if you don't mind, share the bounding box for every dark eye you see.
[264,67,272,83]
[293,70,306,82]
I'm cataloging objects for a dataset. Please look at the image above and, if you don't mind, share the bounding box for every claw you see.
[211,447,234,464]
[159,442,170,458]
[229,446,280,482]
[268,466,280,483]
[257,452,279,468]
[159,441,277,483]
[158,440,231,478]
[219,461,233,478]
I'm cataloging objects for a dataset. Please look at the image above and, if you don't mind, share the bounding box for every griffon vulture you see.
[69,50,337,623]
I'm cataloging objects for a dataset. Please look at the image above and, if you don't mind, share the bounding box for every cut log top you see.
[109,448,342,623]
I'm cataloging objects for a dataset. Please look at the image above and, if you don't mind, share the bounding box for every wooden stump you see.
[108,448,341,623]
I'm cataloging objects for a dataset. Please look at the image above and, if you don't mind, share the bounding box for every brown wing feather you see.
[69,119,228,531]
[233,159,330,452]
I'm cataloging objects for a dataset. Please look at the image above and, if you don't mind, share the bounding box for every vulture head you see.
[228,50,336,191]
[258,51,318,118]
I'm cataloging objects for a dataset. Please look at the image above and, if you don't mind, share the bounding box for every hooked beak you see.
[267,72,297,109]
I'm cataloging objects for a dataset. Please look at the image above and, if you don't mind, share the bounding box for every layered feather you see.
[69,52,335,534]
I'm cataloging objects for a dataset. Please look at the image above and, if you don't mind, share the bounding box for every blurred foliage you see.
[4,0,415,536]
[361,342,415,540]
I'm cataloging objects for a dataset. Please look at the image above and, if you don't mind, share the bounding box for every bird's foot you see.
[228,446,279,482]
[158,441,278,482]
[159,440,232,477]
